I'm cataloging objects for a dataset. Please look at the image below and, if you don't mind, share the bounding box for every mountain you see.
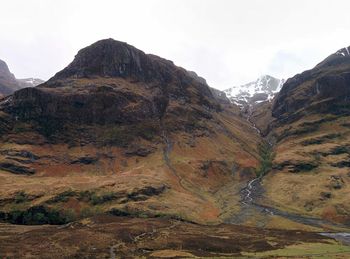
[210,86,232,105]
[0,59,44,98]
[0,59,21,96]
[1,39,350,258]
[252,45,350,225]
[187,70,233,106]
[17,78,45,88]
[0,38,261,226]
[224,75,285,109]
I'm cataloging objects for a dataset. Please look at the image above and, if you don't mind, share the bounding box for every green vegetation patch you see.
[329,145,350,155]
[0,205,75,225]
[256,142,274,177]
[14,191,29,203]
[318,145,350,158]
[278,124,319,142]
[277,116,339,142]
[274,161,318,173]
[109,208,187,221]
[47,190,77,203]
[47,190,122,205]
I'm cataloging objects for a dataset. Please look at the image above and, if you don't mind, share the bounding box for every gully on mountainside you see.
[241,115,350,244]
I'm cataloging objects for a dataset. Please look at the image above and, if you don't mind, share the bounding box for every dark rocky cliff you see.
[1,39,220,128]
[0,59,20,96]
[272,45,350,124]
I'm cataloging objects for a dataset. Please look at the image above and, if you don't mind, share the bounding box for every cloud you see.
[267,50,313,79]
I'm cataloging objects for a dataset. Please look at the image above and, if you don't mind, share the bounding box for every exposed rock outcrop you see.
[1,39,219,130]
[272,45,350,124]
[0,59,20,96]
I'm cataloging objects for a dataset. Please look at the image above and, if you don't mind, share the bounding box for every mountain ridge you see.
[224,75,285,109]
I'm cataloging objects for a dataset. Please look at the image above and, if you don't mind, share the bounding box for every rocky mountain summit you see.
[224,75,284,109]
[3,39,220,127]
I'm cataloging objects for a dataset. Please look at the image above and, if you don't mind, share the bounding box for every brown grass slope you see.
[1,215,346,258]
[0,39,261,225]
[256,45,350,225]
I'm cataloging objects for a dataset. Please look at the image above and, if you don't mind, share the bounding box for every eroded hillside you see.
[0,39,262,225]
[253,46,350,226]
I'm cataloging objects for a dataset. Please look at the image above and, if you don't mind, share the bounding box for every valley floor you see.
[1,215,350,258]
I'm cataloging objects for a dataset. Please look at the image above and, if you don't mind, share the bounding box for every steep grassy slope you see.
[256,46,350,225]
[0,39,261,225]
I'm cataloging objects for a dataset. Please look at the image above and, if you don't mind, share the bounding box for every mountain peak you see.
[50,38,156,82]
[224,75,284,108]
[315,45,350,69]
[3,39,219,126]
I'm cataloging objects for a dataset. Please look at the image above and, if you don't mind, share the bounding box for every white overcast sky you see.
[1,0,350,90]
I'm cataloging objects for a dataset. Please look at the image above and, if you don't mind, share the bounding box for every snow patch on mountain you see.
[17,78,45,88]
[224,75,284,108]
[336,47,350,57]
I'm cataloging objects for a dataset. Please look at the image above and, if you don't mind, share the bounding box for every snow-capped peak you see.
[16,78,45,88]
[224,75,284,108]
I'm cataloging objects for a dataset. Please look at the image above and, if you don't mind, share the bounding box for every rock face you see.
[0,59,44,97]
[224,75,284,109]
[210,87,231,105]
[51,39,208,88]
[0,59,20,96]
[186,70,208,86]
[187,70,231,105]
[2,39,218,127]
[272,45,350,124]
[51,39,161,81]
[261,45,350,224]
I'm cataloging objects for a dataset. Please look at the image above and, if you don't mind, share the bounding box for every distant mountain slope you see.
[0,59,44,96]
[209,87,231,105]
[187,70,232,106]
[224,75,284,108]
[0,59,21,96]
[17,78,45,88]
